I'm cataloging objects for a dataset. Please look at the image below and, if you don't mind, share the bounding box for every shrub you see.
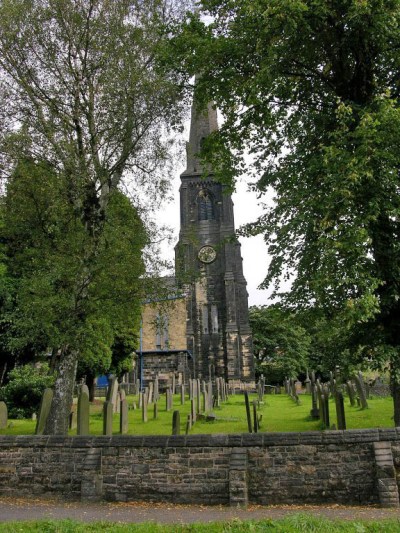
[0,363,54,418]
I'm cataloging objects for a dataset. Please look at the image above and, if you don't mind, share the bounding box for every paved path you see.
[1,498,400,524]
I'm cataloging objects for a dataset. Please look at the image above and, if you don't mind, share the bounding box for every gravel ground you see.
[1,497,400,524]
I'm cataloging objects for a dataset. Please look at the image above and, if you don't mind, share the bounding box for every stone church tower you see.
[175,98,255,383]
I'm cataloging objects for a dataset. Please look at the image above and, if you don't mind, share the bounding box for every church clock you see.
[198,245,216,264]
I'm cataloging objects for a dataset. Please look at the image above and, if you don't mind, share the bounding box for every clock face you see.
[198,245,217,264]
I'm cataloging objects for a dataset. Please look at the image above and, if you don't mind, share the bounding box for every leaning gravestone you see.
[346,381,356,406]
[0,401,7,429]
[35,388,54,435]
[354,374,368,409]
[77,384,90,436]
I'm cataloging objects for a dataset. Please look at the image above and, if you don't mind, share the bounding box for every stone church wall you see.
[1,429,400,506]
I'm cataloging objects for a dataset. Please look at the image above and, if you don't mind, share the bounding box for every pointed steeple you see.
[184,93,218,175]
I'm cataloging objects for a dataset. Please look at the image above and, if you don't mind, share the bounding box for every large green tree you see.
[0,0,190,433]
[249,305,310,383]
[169,1,400,422]
[1,160,146,422]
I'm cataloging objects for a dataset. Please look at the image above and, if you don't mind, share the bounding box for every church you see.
[138,96,255,389]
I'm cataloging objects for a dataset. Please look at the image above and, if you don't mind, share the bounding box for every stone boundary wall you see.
[1,429,400,507]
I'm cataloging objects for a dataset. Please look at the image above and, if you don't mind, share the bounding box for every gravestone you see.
[196,380,201,414]
[310,384,320,419]
[106,375,118,413]
[103,400,113,436]
[0,401,7,429]
[346,381,356,406]
[77,385,90,436]
[354,374,368,409]
[148,382,154,405]
[191,398,196,423]
[120,392,129,434]
[185,414,191,434]
[138,391,143,409]
[295,380,303,395]
[172,373,176,395]
[180,384,185,405]
[154,375,159,403]
[335,390,346,430]
[172,410,180,435]
[244,391,252,433]
[304,369,311,394]
[153,401,158,419]
[69,410,77,430]
[35,388,54,435]
[252,400,258,433]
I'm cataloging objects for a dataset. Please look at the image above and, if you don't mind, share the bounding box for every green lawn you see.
[1,515,400,532]
[0,391,394,436]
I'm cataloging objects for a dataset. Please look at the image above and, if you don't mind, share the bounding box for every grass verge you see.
[2,515,400,532]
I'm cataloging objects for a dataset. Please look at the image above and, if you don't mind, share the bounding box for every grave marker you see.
[0,401,7,429]
[35,388,53,435]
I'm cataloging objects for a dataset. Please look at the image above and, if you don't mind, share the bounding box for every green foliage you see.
[168,1,400,420]
[249,305,310,381]
[0,363,54,418]
[0,0,191,433]
[2,516,400,532]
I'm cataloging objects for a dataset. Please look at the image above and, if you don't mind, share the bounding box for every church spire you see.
[184,92,218,174]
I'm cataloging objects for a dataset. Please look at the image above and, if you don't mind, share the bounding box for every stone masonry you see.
[1,429,400,506]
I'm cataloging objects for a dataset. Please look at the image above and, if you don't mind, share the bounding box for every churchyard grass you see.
[0,393,393,436]
[2,515,400,532]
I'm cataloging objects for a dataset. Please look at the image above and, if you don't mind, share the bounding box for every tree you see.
[1,159,147,420]
[0,0,190,433]
[249,305,310,383]
[169,1,400,422]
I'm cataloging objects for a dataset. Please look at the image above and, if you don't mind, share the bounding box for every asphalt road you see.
[1,497,400,524]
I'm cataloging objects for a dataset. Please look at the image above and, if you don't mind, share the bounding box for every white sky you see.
[157,157,273,307]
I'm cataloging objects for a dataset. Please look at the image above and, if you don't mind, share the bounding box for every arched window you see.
[198,189,215,221]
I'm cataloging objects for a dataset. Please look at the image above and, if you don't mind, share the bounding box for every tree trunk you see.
[44,347,78,435]
[0,361,7,386]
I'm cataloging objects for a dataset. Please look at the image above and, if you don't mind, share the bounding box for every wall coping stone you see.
[1,428,399,449]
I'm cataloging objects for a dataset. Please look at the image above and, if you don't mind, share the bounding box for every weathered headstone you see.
[185,414,191,434]
[77,386,90,435]
[154,375,159,403]
[138,391,143,409]
[120,396,129,434]
[196,380,201,414]
[103,400,113,436]
[180,384,185,405]
[172,410,180,435]
[304,369,311,394]
[0,401,8,429]
[153,401,158,419]
[252,400,258,433]
[191,398,196,423]
[35,388,53,435]
[148,382,154,405]
[354,374,368,409]
[310,384,320,419]
[244,391,252,433]
[335,390,346,430]
[346,381,356,406]
[172,373,176,395]
[106,375,118,413]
